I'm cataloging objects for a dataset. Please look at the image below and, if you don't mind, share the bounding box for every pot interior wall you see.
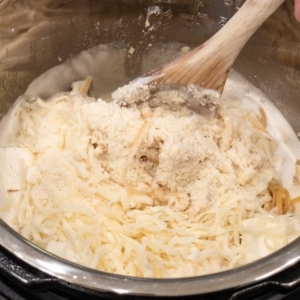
[0,0,299,132]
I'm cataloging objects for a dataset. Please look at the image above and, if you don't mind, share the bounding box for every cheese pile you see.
[0,79,300,278]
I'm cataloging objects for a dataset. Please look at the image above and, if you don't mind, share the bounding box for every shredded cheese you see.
[0,78,300,278]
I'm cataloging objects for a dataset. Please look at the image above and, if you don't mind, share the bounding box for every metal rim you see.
[0,220,300,297]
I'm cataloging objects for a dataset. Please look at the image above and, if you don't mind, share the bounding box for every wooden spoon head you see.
[130,48,224,116]
[122,79,221,117]
[143,44,230,94]
[149,84,221,116]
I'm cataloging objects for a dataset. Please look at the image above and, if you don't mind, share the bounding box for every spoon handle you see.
[156,0,285,91]
[208,0,285,64]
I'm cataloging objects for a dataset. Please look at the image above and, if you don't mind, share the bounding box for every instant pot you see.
[1,0,300,299]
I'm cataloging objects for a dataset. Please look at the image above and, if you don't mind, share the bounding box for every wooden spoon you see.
[132,0,285,113]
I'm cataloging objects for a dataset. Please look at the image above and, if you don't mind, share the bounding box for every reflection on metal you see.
[180,0,245,25]
[181,0,244,23]
[152,0,182,3]
[224,0,234,6]
[182,0,207,22]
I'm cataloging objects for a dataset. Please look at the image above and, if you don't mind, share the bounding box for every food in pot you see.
[0,46,300,278]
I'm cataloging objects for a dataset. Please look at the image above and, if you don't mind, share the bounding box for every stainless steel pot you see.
[0,0,300,297]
